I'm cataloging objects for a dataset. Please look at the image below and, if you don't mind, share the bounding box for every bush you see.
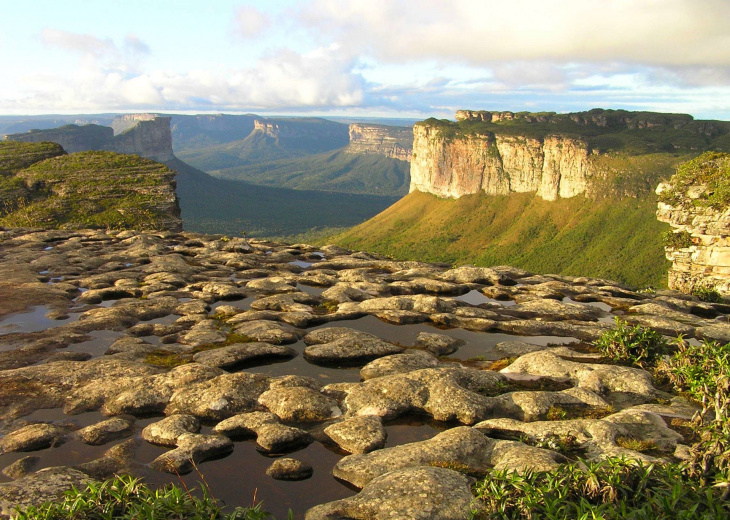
[662,230,693,249]
[692,283,724,303]
[593,318,669,368]
[13,475,276,520]
[471,456,728,519]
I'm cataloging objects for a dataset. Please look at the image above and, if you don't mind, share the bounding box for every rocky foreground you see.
[0,228,728,518]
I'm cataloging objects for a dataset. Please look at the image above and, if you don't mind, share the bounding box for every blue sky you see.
[2,0,730,120]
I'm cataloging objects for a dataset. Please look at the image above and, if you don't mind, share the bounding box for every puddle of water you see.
[454,290,511,307]
[296,284,325,297]
[0,306,80,336]
[289,260,313,269]
[66,330,122,357]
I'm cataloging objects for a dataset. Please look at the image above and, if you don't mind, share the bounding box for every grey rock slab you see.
[213,411,312,453]
[332,426,491,488]
[499,298,603,321]
[490,388,609,422]
[245,278,298,294]
[624,315,694,337]
[414,332,464,356]
[488,439,567,473]
[250,292,319,312]
[306,466,473,520]
[258,386,341,423]
[493,341,547,357]
[141,414,200,446]
[0,466,93,517]
[266,458,313,481]
[1,456,40,480]
[150,433,233,474]
[494,319,611,341]
[303,327,403,365]
[440,266,515,286]
[192,343,297,369]
[324,415,387,454]
[233,320,304,345]
[344,367,506,424]
[696,322,730,343]
[389,278,469,296]
[628,302,705,325]
[75,417,134,446]
[0,423,72,454]
[360,349,440,380]
[502,351,656,398]
[165,372,271,421]
[429,313,497,331]
[179,319,227,347]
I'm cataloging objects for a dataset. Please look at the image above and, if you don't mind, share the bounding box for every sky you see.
[2,0,730,120]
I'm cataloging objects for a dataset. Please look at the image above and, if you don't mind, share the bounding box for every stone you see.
[141,414,200,446]
[1,456,40,480]
[150,433,233,474]
[332,426,491,488]
[0,466,93,517]
[500,298,602,321]
[414,332,464,356]
[303,327,404,365]
[360,349,440,380]
[258,386,341,423]
[213,411,312,452]
[0,423,71,454]
[266,458,313,481]
[233,320,304,344]
[324,415,387,454]
[493,341,547,357]
[75,417,134,445]
[305,466,473,520]
[192,343,297,369]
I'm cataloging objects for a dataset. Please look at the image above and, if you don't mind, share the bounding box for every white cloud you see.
[298,0,730,68]
[41,28,115,58]
[234,6,271,39]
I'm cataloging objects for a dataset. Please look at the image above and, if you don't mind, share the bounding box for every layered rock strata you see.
[410,122,591,201]
[346,124,413,162]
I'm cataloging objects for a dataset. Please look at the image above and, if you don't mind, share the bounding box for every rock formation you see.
[410,123,591,201]
[4,114,174,163]
[656,152,730,296]
[346,124,412,162]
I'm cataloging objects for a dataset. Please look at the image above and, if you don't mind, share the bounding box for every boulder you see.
[141,414,200,446]
[266,458,313,481]
[258,386,341,423]
[150,433,233,474]
[192,343,297,369]
[303,327,403,365]
[324,415,387,454]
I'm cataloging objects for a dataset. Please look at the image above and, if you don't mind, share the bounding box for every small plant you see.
[593,317,668,368]
[546,405,568,421]
[13,475,277,520]
[615,435,660,453]
[692,282,724,303]
[662,229,693,249]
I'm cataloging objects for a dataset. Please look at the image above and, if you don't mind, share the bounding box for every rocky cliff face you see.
[4,114,174,163]
[656,153,730,296]
[346,124,412,162]
[410,124,591,201]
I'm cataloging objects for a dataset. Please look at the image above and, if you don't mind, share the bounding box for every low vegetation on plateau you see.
[0,142,179,230]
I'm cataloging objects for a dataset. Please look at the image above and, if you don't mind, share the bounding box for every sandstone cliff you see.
[409,124,591,201]
[656,152,730,296]
[251,117,350,153]
[346,124,412,162]
[4,114,174,163]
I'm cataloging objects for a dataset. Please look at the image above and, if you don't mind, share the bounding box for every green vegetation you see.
[663,230,693,249]
[0,141,65,176]
[471,457,727,519]
[422,109,730,155]
[594,317,669,368]
[13,474,277,520]
[207,149,410,196]
[330,190,671,288]
[170,158,398,237]
[0,151,177,230]
[658,152,730,209]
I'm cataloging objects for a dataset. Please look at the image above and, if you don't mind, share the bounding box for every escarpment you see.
[410,109,730,201]
[4,114,174,163]
[346,124,413,162]
[657,152,730,296]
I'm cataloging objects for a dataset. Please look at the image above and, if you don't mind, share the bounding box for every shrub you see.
[594,317,669,368]
[692,283,724,303]
[662,229,693,249]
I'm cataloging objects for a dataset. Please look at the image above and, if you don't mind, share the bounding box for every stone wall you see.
[657,182,730,296]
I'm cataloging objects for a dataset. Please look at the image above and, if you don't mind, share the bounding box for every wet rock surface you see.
[0,228,721,518]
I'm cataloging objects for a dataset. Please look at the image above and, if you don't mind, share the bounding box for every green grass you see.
[658,152,730,209]
[0,141,66,176]
[207,148,410,196]
[593,317,669,368]
[13,474,279,520]
[330,190,671,288]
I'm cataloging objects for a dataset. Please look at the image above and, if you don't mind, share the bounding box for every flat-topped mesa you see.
[346,124,413,162]
[656,152,730,296]
[4,114,175,163]
[410,116,591,201]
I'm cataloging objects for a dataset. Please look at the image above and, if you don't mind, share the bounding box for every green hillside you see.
[331,190,671,288]
[208,148,410,195]
[168,158,399,237]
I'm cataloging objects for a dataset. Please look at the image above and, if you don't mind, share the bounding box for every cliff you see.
[0,141,181,231]
[346,124,412,162]
[410,124,591,201]
[4,114,174,163]
[251,117,350,154]
[656,152,730,296]
[410,109,730,201]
